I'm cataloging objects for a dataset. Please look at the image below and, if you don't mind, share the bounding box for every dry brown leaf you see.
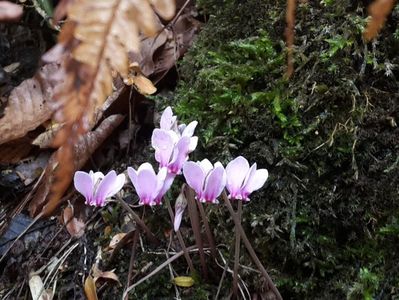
[149,0,176,20]
[92,265,120,285]
[0,137,33,164]
[84,275,98,300]
[45,0,175,215]
[108,233,127,250]
[0,1,23,22]
[0,63,60,145]
[63,205,85,238]
[124,63,157,95]
[364,0,396,41]
[28,114,124,217]
[32,123,63,149]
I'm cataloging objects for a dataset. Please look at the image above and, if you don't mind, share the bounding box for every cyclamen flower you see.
[183,159,226,204]
[127,163,168,206]
[173,188,187,231]
[152,107,198,174]
[225,156,269,201]
[74,170,125,207]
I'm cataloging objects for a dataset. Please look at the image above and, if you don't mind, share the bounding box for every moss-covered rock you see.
[166,0,399,298]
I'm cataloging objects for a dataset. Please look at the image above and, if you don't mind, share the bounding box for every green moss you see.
[161,0,399,298]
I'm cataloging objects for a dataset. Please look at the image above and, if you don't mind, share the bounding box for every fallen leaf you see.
[0,63,61,145]
[173,276,194,288]
[15,152,50,185]
[92,265,121,285]
[0,137,33,164]
[29,273,54,300]
[84,275,98,300]
[63,205,85,238]
[32,123,63,149]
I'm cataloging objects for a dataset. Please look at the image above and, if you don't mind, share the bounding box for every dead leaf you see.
[124,63,157,95]
[84,275,98,300]
[28,114,125,217]
[0,137,33,164]
[32,123,63,149]
[46,0,175,215]
[0,1,23,22]
[29,273,54,300]
[92,265,121,285]
[63,205,85,238]
[15,152,50,185]
[0,63,61,145]
[108,233,127,249]
[173,276,194,288]
[364,0,396,41]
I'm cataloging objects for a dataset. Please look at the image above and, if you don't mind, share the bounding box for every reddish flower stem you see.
[222,191,282,300]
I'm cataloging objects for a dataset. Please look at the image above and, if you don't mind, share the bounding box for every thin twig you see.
[233,200,242,299]
[116,195,159,245]
[222,191,282,300]
[185,186,208,279]
[165,196,195,274]
[196,201,217,259]
[123,245,200,298]
[125,229,139,300]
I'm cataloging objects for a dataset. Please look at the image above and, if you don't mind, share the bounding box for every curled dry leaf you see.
[92,265,120,285]
[0,63,60,145]
[63,205,85,238]
[124,63,157,95]
[28,114,125,217]
[84,275,98,300]
[0,1,23,22]
[364,0,396,41]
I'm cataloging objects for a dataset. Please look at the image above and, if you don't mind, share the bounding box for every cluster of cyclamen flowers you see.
[74,107,269,211]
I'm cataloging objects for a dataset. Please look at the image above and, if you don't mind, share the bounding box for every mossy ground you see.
[161,0,399,298]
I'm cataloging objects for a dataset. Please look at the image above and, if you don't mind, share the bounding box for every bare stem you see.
[222,191,282,300]
[185,186,208,279]
[116,195,159,245]
[165,196,196,274]
[196,201,217,259]
[232,200,242,299]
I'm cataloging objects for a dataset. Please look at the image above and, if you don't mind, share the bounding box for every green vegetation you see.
[162,0,399,298]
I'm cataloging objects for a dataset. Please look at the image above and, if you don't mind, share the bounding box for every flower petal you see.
[242,165,268,200]
[127,166,138,188]
[168,136,190,174]
[151,129,175,167]
[160,106,174,130]
[74,171,94,204]
[136,166,159,205]
[226,156,249,199]
[182,121,198,137]
[153,167,168,204]
[199,159,213,175]
[188,136,198,152]
[90,171,104,185]
[183,161,205,197]
[174,190,187,232]
[94,171,118,206]
[202,162,226,203]
[105,173,125,197]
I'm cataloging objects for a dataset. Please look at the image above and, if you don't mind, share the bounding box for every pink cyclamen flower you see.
[74,170,125,207]
[127,163,167,206]
[225,156,269,201]
[152,107,198,175]
[152,129,198,175]
[182,159,226,204]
